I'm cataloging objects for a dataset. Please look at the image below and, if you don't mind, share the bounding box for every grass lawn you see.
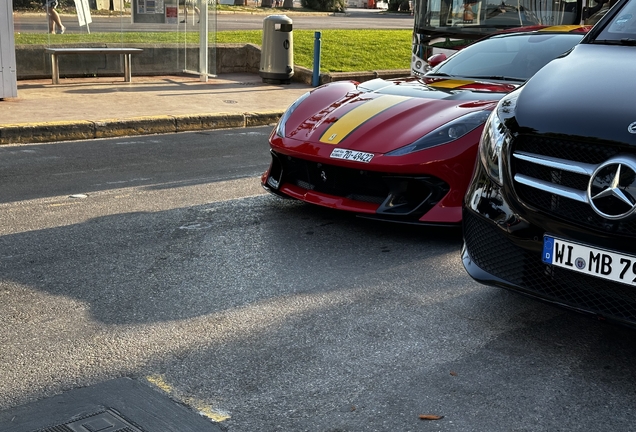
[15,29,412,72]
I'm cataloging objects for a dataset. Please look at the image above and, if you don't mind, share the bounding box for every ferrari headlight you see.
[275,92,311,138]
[478,92,517,186]
[386,110,491,156]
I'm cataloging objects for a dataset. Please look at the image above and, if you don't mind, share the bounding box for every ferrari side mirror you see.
[427,53,447,68]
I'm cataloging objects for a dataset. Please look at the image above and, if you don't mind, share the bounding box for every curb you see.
[1,70,410,145]
[0,111,283,145]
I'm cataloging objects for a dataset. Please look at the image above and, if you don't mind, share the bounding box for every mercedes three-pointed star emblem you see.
[588,156,636,220]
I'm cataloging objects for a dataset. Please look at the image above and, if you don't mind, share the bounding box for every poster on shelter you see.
[165,5,178,23]
[137,0,165,14]
[73,0,92,26]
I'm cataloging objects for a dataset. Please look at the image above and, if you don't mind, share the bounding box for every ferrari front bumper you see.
[262,150,453,224]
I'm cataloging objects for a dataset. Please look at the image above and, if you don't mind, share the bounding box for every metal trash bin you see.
[259,15,294,84]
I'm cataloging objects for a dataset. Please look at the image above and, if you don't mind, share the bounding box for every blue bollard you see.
[313,31,322,87]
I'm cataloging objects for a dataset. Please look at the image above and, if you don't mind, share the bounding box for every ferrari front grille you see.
[274,152,449,220]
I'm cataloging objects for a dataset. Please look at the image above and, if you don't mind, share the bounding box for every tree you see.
[301,0,345,11]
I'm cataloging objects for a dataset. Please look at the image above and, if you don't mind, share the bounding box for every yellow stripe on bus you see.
[319,95,410,145]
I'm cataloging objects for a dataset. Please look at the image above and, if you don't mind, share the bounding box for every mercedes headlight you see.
[275,92,311,138]
[479,92,517,185]
[387,110,492,156]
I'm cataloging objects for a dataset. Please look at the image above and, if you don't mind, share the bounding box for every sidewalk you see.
[0,73,312,145]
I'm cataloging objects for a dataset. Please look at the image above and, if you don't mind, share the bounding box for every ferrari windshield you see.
[428,32,585,80]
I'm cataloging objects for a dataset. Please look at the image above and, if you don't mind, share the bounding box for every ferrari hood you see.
[283,78,512,153]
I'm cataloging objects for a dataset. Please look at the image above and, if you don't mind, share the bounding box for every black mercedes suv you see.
[462,0,636,327]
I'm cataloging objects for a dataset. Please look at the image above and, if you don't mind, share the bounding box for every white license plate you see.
[330,148,374,163]
[543,235,636,287]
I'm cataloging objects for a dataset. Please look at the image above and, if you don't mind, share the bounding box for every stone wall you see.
[15,43,262,80]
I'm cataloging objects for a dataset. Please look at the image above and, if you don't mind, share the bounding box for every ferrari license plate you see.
[542,235,636,287]
[330,148,374,163]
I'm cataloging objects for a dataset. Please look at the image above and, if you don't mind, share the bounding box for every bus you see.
[410,0,608,76]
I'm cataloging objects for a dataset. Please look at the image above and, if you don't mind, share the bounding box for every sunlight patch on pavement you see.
[191,401,231,422]
[0,285,369,410]
[146,374,231,422]
[0,176,267,235]
[146,374,174,393]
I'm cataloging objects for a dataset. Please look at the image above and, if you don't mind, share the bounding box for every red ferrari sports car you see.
[262,26,589,224]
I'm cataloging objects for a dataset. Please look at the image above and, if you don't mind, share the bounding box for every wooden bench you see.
[45,48,144,85]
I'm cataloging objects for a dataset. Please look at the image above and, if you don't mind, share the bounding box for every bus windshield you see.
[411,0,586,75]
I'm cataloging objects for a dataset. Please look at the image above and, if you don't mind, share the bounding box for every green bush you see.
[13,0,74,8]
[387,0,409,11]
[300,0,345,12]
[13,0,40,8]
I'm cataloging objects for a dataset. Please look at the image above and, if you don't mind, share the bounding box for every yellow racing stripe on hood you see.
[427,79,475,88]
[319,95,411,144]
[539,25,582,32]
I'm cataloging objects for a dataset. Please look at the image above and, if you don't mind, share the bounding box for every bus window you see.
[411,0,591,76]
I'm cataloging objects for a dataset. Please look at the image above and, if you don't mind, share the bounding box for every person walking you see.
[44,0,65,34]
[179,0,200,24]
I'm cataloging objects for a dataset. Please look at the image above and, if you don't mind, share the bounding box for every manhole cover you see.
[1,377,222,432]
[222,100,238,104]
[35,408,143,432]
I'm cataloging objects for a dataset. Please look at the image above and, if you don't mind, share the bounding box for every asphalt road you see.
[13,8,414,33]
[1,129,636,431]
